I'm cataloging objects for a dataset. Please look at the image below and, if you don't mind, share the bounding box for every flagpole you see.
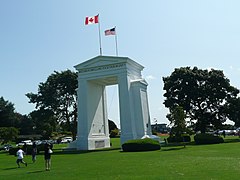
[98,14,102,55]
[115,26,118,56]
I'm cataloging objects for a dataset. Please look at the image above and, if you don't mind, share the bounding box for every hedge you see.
[9,144,46,155]
[122,138,161,152]
[194,133,224,145]
[167,134,191,143]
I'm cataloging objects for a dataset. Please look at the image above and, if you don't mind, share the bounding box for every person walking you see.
[32,142,37,163]
[44,143,53,171]
[16,147,27,168]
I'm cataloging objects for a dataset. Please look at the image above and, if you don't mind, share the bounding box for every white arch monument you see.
[73,56,152,150]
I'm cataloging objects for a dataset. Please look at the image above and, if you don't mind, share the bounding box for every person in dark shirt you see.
[44,143,53,171]
[32,142,37,163]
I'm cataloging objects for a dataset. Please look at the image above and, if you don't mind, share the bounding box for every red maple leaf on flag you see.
[85,15,99,25]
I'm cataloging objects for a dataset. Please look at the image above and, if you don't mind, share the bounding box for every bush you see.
[9,146,32,155]
[167,134,191,143]
[36,143,53,153]
[9,147,18,155]
[182,134,191,142]
[9,144,45,155]
[167,136,182,143]
[122,138,160,152]
[194,133,224,145]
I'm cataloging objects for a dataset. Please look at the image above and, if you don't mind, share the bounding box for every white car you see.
[219,130,237,135]
[61,137,73,143]
[17,140,33,146]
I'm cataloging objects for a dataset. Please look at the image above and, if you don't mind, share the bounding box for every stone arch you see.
[73,56,152,150]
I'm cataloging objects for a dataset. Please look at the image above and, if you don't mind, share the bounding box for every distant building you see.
[151,123,170,133]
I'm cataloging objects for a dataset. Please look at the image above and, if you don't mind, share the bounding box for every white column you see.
[131,80,152,138]
[118,74,137,145]
[76,78,89,150]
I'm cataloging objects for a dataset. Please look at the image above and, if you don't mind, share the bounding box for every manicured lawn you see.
[0,137,240,180]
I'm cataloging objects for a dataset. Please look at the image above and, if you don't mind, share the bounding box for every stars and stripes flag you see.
[85,15,99,25]
[104,27,116,36]
[104,27,118,56]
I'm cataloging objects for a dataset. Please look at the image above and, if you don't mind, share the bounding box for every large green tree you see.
[163,67,239,133]
[224,97,240,127]
[168,106,187,136]
[26,70,78,139]
[0,127,19,144]
[29,109,57,139]
[108,119,118,133]
[15,113,35,135]
[0,97,34,136]
[0,97,16,127]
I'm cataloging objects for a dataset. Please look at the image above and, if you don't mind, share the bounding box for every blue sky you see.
[1,0,240,127]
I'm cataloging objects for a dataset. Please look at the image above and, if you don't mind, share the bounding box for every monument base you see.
[68,136,111,150]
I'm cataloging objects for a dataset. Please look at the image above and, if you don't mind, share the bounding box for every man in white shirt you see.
[16,147,27,168]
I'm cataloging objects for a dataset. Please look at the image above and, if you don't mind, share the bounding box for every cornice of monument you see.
[74,55,144,73]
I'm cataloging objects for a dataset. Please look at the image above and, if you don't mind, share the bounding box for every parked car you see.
[16,140,33,146]
[61,137,73,143]
[219,130,237,136]
[33,140,42,145]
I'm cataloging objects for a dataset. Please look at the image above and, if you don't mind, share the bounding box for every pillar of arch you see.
[73,56,152,150]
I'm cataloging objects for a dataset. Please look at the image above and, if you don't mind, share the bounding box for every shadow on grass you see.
[2,167,18,170]
[161,137,240,147]
[27,170,45,174]
[161,142,192,147]
[161,146,186,151]
[49,147,122,155]
[40,137,239,155]
[223,138,240,143]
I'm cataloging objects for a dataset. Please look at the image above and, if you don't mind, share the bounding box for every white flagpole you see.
[98,14,103,55]
[114,26,118,56]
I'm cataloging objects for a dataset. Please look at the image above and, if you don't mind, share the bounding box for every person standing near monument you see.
[16,147,27,168]
[44,143,53,171]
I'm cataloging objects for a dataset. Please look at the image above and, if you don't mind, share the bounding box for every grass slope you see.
[0,137,240,180]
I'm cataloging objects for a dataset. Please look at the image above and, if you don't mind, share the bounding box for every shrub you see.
[36,143,53,153]
[194,133,224,145]
[182,134,191,142]
[167,134,191,143]
[9,144,44,155]
[122,138,160,152]
[9,146,32,155]
[9,147,18,156]
[167,136,182,143]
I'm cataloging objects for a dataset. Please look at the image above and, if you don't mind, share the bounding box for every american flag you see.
[104,27,116,36]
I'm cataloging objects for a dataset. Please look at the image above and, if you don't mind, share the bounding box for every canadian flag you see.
[85,15,99,25]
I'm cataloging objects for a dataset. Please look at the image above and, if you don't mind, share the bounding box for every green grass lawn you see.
[0,137,240,180]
